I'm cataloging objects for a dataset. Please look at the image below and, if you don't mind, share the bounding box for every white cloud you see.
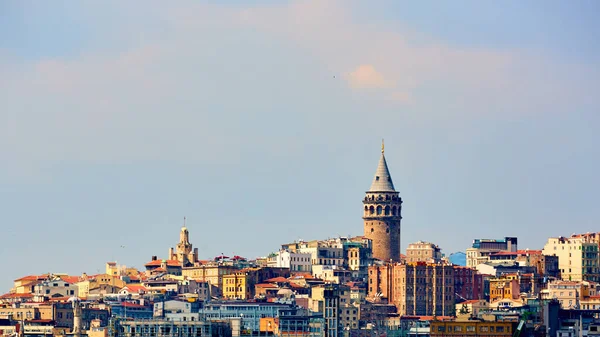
[346,64,392,89]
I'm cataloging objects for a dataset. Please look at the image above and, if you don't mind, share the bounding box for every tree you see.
[459,303,470,315]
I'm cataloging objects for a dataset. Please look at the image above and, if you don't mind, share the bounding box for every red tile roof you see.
[0,293,34,299]
[265,277,288,283]
[48,297,71,302]
[145,259,181,267]
[60,276,81,284]
[14,275,40,282]
[255,283,278,289]
[121,285,147,293]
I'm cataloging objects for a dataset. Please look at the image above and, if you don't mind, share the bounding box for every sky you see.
[1,0,599,292]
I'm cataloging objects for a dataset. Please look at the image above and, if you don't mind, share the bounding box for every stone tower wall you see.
[363,193,402,262]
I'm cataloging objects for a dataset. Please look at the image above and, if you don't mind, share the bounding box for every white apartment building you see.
[33,278,78,302]
[267,250,312,272]
[542,236,600,282]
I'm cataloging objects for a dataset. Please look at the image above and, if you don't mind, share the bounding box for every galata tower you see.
[363,141,403,262]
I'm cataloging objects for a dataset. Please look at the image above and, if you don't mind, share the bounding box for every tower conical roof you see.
[369,152,396,192]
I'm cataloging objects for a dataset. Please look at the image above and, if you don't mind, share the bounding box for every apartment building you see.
[542,236,600,282]
[405,241,442,263]
[368,262,455,317]
[466,237,517,268]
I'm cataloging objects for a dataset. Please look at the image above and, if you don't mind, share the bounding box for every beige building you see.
[368,262,455,316]
[406,241,442,263]
[466,237,518,268]
[76,274,125,298]
[0,303,53,321]
[542,236,600,282]
[543,280,598,309]
[455,299,488,317]
[182,264,239,293]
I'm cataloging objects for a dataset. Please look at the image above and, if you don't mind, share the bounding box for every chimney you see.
[152,256,157,261]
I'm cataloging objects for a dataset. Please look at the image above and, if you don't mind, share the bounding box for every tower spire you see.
[369,144,396,192]
[382,139,385,154]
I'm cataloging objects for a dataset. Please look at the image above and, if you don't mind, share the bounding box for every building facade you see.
[466,237,518,268]
[405,241,442,263]
[363,144,403,262]
[542,236,600,282]
[368,262,455,317]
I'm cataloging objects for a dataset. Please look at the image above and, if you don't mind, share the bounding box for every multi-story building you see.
[368,262,455,316]
[259,307,325,336]
[453,266,484,300]
[542,236,600,282]
[201,301,293,333]
[0,303,53,321]
[430,321,517,337]
[32,277,78,302]
[344,238,373,280]
[11,275,48,294]
[116,318,231,337]
[405,241,442,263]
[267,249,312,272]
[182,263,239,295]
[488,276,521,303]
[222,267,290,300]
[466,237,517,267]
[153,300,201,320]
[363,143,403,262]
[543,280,598,309]
[309,284,342,337]
[76,274,125,297]
[144,258,182,276]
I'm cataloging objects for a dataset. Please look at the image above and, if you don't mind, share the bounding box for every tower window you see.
[376,176,380,181]
[369,206,375,215]
[371,228,374,233]
[386,228,390,234]
[376,206,382,215]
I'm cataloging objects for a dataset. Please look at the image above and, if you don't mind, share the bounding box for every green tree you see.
[459,303,470,315]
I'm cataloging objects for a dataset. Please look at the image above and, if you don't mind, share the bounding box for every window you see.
[496,327,504,332]
[454,326,462,332]
[467,326,475,332]
[437,326,445,332]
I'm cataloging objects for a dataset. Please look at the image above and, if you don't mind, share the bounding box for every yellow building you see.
[222,272,251,299]
[182,264,239,291]
[430,321,516,337]
[76,274,126,297]
[489,276,520,303]
[11,275,46,294]
[0,303,53,321]
[105,262,118,276]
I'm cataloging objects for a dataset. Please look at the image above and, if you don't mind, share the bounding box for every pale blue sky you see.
[1,1,599,291]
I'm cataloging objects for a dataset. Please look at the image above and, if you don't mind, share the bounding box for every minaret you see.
[72,298,82,337]
[363,141,403,262]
